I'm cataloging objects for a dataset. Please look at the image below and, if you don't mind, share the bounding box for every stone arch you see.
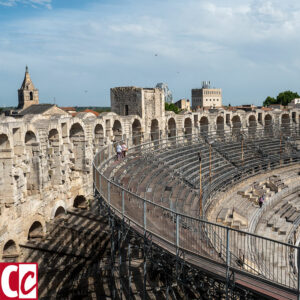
[0,134,10,149]
[50,201,67,219]
[48,129,62,185]
[112,120,122,142]
[73,195,87,209]
[264,114,273,136]
[132,119,142,145]
[2,240,19,262]
[54,206,66,218]
[216,116,224,137]
[150,119,159,141]
[281,114,290,135]
[184,118,192,135]
[248,115,257,138]
[168,118,176,138]
[200,116,209,135]
[94,124,104,149]
[0,134,13,205]
[232,115,241,136]
[70,123,85,171]
[28,221,44,241]
[25,131,40,195]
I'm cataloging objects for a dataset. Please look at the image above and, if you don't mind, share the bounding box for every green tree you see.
[276,91,299,106]
[263,96,276,107]
[263,90,299,106]
[165,102,180,114]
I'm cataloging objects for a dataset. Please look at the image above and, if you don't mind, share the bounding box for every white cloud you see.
[0,0,51,9]
[0,0,300,106]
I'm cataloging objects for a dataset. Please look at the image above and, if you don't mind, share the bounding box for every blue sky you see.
[0,0,300,107]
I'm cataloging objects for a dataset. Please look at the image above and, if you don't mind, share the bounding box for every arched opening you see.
[264,114,273,136]
[0,134,13,205]
[112,120,122,142]
[184,118,192,136]
[216,116,224,137]
[248,115,256,138]
[25,131,36,144]
[151,119,159,142]
[28,221,43,241]
[73,195,87,209]
[232,116,241,136]
[2,240,19,262]
[70,123,85,171]
[281,114,290,135]
[168,118,176,138]
[0,134,10,149]
[25,131,40,195]
[30,92,33,100]
[94,124,104,149]
[54,206,66,218]
[200,116,209,135]
[48,129,61,185]
[132,119,142,145]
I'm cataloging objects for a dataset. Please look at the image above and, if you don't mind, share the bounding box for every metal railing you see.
[93,126,300,296]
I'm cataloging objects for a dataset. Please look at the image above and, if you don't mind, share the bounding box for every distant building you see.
[288,98,300,109]
[18,66,39,110]
[174,99,191,111]
[60,107,77,115]
[192,81,222,109]
[156,83,173,103]
[20,104,68,116]
[111,86,164,120]
[269,104,285,110]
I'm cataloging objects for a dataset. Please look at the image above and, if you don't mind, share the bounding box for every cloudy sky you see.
[0,0,299,107]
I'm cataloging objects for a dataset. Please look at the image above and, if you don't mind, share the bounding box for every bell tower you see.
[18,66,39,110]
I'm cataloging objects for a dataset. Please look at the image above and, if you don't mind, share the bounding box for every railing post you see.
[122,189,125,220]
[226,227,230,300]
[108,181,111,205]
[143,199,147,231]
[176,214,180,248]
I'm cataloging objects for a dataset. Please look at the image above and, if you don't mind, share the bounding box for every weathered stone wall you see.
[0,103,299,260]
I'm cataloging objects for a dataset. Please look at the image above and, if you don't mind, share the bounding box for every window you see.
[125,105,129,116]
[30,92,33,100]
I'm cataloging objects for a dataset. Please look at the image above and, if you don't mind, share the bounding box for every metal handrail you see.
[93,126,300,293]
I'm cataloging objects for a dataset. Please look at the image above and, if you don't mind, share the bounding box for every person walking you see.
[259,196,264,208]
[116,143,122,161]
[121,142,128,158]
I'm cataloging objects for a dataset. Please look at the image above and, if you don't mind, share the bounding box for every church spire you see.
[18,66,39,109]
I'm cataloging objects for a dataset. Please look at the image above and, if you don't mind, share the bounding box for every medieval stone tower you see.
[18,66,39,110]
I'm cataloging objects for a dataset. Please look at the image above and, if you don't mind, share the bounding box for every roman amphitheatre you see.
[0,69,300,299]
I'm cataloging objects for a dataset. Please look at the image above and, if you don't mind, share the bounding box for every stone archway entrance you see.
[113,120,122,142]
[216,116,224,137]
[248,115,257,138]
[168,118,176,138]
[2,240,19,262]
[28,221,44,241]
[232,116,241,136]
[74,195,87,209]
[132,119,142,145]
[200,116,209,136]
[151,119,159,142]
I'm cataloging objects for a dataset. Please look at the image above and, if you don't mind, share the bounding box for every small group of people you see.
[258,194,265,208]
[116,142,128,161]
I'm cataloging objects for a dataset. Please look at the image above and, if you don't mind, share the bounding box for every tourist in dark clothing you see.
[259,196,264,208]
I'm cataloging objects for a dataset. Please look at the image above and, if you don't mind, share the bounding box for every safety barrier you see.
[93,126,300,297]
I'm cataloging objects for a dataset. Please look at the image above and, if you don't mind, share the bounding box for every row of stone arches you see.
[164,113,293,138]
[2,195,87,262]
